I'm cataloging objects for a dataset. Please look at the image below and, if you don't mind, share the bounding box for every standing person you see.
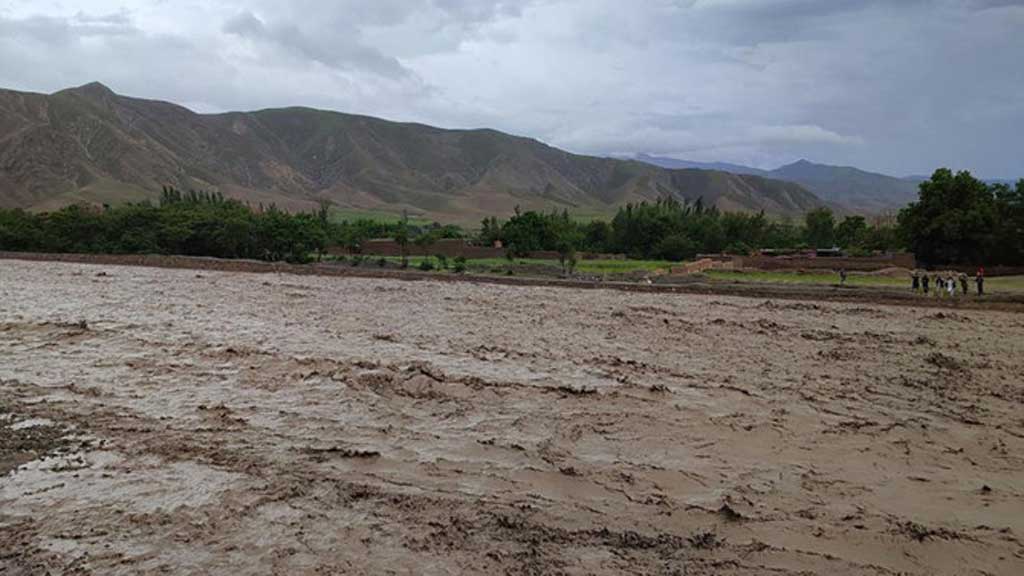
[839,268,848,286]
[976,267,985,296]
[922,273,930,295]
[935,274,944,298]
[947,275,956,298]
[912,270,920,292]
[959,273,969,295]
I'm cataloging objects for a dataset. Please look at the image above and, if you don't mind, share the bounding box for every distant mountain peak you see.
[60,81,116,100]
[781,159,817,169]
[632,154,772,178]
[770,159,919,212]
[76,81,113,92]
[638,155,919,213]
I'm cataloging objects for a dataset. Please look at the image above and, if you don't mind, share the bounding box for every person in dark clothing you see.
[922,273,930,294]
[839,268,848,286]
[912,270,920,292]
[976,268,985,296]
[959,273,969,295]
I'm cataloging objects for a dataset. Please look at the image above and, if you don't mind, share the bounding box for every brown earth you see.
[1,259,1023,575]
[3,251,1024,313]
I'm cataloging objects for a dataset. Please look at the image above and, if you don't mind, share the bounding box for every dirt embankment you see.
[1,260,1023,575]
[3,251,1023,312]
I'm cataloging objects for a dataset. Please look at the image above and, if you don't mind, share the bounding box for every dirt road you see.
[2,259,1023,575]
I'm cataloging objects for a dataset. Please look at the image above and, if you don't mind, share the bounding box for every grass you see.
[456,257,675,275]
[574,259,676,274]
[704,270,906,288]
[988,276,1024,293]
[705,270,1024,294]
[350,256,676,275]
[329,254,1024,294]
[328,208,434,226]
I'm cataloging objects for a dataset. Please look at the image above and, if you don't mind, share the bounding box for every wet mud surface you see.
[1,259,1023,575]
[3,251,1024,312]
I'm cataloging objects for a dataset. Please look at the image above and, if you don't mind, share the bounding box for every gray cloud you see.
[222,11,410,79]
[969,0,1024,10]
[0,0,1020,178]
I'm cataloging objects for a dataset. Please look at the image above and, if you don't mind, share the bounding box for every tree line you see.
[478,169,1022,266]
[0,170,1020,266]
[0,187,463,263]
[0,188,330,262]
[898,169,1024,266]
[480,199,900,262]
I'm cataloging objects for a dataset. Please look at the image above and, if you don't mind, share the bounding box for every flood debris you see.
[302,446,382,462]
[1,259,1022,575]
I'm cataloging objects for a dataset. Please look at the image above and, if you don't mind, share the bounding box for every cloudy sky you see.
[1,0,1021,177]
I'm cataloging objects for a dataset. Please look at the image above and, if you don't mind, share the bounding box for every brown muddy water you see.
[1,259,1022,575]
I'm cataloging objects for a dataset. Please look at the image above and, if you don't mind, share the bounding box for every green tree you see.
[0,209,43,250]
[992,180,1024,264]
[479,216,502,246]
[502,209,550,255]
[582,220,612,253]
[835,216,868,249]
[655,234,698,262]
[554,225,582,275]
[804,208,836,248]
[898,169,997,264]
[394,211,410,267]
[414,229,437,252]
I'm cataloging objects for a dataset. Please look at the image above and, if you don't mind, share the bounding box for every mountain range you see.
[0,82,824,222]
[635,154,920,213]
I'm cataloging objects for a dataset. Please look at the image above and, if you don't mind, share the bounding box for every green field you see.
[457,257,675,275]
[328,254,1024,294]
[704,270,906,288]
[987,276,1024,293]
[328,208,434,226]
[704,269,1024,293]
[338,255,676,276]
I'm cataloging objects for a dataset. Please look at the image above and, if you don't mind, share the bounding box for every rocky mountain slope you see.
[772,159,919,213]
[0,83,823,220]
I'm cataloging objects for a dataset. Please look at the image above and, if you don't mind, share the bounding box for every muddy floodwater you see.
[2,259,1023,575]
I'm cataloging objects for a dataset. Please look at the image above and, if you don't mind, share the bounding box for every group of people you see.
[911,268,985,297]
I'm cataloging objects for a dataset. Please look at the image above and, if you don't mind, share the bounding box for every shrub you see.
[655,234,698,262]
[724,242,752,256]
[453,256,467,274]
[350,255,365,267]
[377,257,387,267]
[418,258,435,271]
[435,254,449,269]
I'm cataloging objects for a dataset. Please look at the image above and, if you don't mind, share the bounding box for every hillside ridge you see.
[0,82,824,221]
[635,154,920,213]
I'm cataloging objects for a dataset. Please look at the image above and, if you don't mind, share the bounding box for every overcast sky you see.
[1,0,1021,177]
